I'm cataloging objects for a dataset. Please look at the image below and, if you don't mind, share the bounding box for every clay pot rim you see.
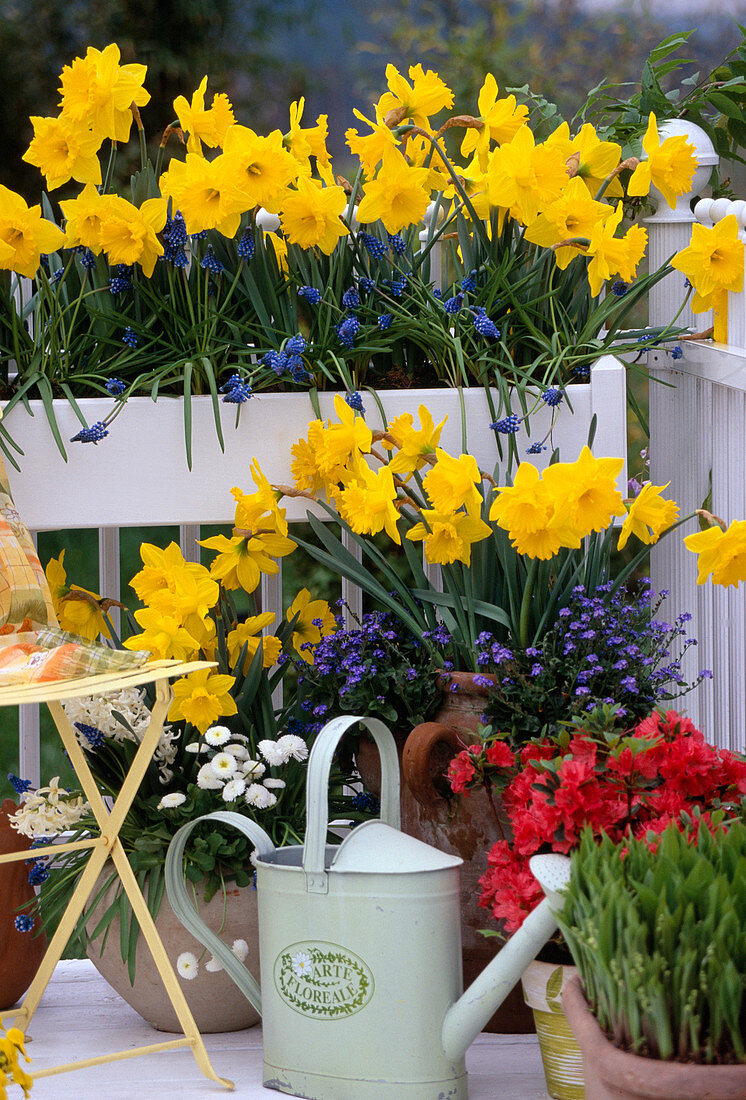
[436,670,496,697]
[562,976,746,1092]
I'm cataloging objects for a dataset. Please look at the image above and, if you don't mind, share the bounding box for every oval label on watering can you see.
[273,940,375,1019]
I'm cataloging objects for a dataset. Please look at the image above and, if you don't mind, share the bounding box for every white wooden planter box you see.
[5,355,626,530]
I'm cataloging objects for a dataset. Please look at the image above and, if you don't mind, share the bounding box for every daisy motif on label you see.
[274,941,374,1019]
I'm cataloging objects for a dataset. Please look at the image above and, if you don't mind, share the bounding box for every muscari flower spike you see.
[220,373,253,403]
[473,313,500,340]
[122,326,138,348]
[286,334,307,355]
[445,294,463,314]
[342,286,361,310]
[15,914,34,933]
[388,232,406,255]
[200,245,225,275]
[74,721,106,749]
[345,391,365,414]
[461,269,478,293]
[337,316,360,349]
[377,313,392,330]
[8,773,32,795]
[526,442,546,454]
[109,264,132,294]
[541,387,564,408]
[71,421,109,444]
[105,377,126,397]
[237,227,255,260]
[358,277,375,295]
[298,285,321,304]
[389,277,407,297]
[670,345,683,360]
[490,414,521,435]
[359,231,386,259]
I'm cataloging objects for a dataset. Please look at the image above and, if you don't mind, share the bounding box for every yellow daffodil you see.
[123,607,200,660]
[671,215,744,300]
[60,184,114,253]
[279,174,349,254]
[290,423,338,496]
[286,588,337,663]
[173,76,235,154]
[542,446,625,537]
[58,43,150,144]
[227,613,279,671]
[167,668,237,732]
[460,75,528,163]
[617,482,680,550]
[97,195,167,277]
[489,463,581,559]
[524,176,611,270]
[130,542,219,632]
[23,114,102,191]
[159,152,246,238]
[221,125,299,212]
[245,460,290,535]
[376,62,454,128]
[266,230,289,274]
[200,523,296,594]
[336,461,402,545]
[627,113,697,209]
[356,147,431,235]
[0,185,65,278]
[585,201,647,298]
[684,520,746,588]
[284,98,313,165]
[384,405,447,477]
[345,108,398,175]
[487,125,568,226]
[403,133,452,193]
[407,508,491,565]
[45,551,69,622]
[423,449,484,516]
[313,394,374,477]
[546,121,623,198]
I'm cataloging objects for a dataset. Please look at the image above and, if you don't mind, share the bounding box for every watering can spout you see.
[441,854,571,1061]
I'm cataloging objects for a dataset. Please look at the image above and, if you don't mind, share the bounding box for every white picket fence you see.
[646,129,746,753]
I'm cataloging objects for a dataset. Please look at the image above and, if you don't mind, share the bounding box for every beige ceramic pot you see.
[562,977,746,1100]
[85,870,260,1033]
[522,959,585,1100]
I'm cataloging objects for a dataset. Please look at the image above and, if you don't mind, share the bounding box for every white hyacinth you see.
[8,778,89,837]
[204,725,232,747]
[63,687,180,780]
[245,784,277,809]
[157,792,187,810]
[210,752,238,779]
[196,762,223,790]
[176,951,199,980]
[221,777,246,802]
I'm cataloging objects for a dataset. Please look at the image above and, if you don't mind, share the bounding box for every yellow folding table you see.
[0,658,234,1090]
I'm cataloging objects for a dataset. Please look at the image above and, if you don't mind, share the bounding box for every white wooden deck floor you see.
[19,961,551,1099]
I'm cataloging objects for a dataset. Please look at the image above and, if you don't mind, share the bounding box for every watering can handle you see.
[164,810,275,1015]
[303,715,401,893]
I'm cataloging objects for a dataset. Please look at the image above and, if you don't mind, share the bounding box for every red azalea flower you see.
[485,742,516,768]
[447,750,476,794]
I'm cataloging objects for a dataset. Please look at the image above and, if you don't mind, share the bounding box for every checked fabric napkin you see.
[0,447,147,684]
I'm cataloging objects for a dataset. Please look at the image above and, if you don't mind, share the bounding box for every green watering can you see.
[165,715,570,1099]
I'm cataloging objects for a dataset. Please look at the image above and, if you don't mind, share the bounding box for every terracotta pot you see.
[522,960,585,1099]
[0,798,47,1010]
[562,976,746,1100]
[356,671,533,1034]
[85,868,260,1033]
